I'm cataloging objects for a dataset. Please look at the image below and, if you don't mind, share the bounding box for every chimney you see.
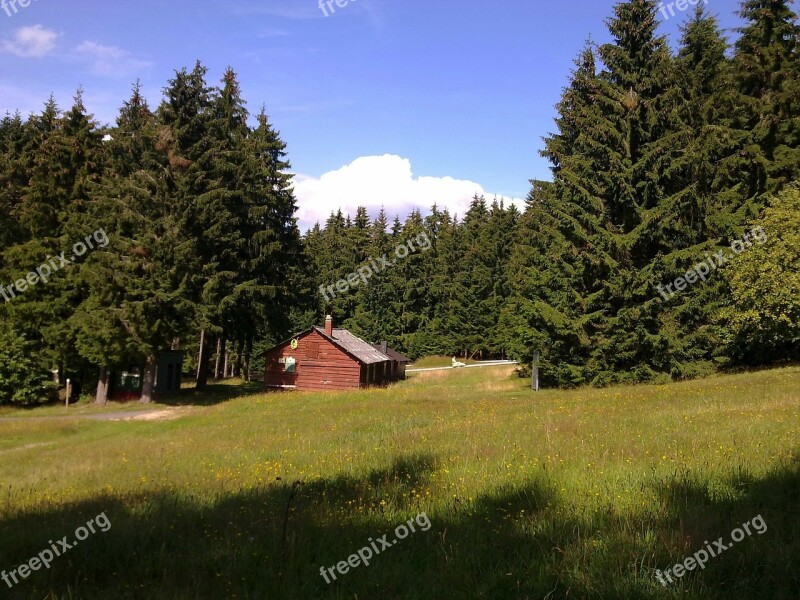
[325,315,333,337]
[379,341,389,354]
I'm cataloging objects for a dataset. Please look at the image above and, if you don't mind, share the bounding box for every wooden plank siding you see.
[264,329,363,391]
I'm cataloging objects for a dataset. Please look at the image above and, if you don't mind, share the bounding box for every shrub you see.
[0,324,53,405]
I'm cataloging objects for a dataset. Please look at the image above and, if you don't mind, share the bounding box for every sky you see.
[0,0,746,231]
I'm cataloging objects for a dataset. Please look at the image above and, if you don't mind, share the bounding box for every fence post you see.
[532,352,540,392]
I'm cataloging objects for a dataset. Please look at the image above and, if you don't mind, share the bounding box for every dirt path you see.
[0,407,189,423]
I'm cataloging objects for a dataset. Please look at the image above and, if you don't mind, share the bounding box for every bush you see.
[721,186,800,364]
[0,324,53,405]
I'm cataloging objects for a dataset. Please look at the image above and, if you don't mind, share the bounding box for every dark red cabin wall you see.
[264,330,362,391]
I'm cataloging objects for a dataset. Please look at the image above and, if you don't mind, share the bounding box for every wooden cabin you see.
[109,351,184,401]
[263,316,405,391]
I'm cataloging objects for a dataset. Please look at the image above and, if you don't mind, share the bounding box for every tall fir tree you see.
[76,82,195,402]
[733,0,800,199]
[5,92,104,385]
[346,207,401,345]
[242,107,304,377]
[501,44,609,384]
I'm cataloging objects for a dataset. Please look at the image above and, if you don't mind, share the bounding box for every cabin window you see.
[120,366,140,386]
[285,357,296,373]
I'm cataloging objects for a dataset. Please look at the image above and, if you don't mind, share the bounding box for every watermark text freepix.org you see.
[320,232,432,302]
[0,228,109,304]
[2,0,40,18]
[318,0,355,17]
[655,514,767,587]
[319,512,431,584]
[2,512,111,589]
[658,0,708,22]
[657,226,766,301]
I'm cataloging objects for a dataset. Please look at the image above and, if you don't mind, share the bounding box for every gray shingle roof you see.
[372,343,411,363]
[314,327,391,365]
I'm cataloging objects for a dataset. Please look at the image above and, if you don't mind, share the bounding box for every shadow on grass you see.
[157,379,265,407]
[649,453,800,599]
[0,453,797,599]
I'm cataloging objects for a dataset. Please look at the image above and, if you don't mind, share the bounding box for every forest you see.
[1,0,799,404]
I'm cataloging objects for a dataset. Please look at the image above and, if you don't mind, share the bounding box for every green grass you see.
[0,366,798,599]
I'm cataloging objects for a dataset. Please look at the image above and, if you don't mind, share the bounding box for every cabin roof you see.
[314,327,391,365]
[371,342,411,363]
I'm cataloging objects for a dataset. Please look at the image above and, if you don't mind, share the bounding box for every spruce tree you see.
[240,106,304,376]
[7,92,104,385]
[412,207,460,357]
[588,0,683,383]
[501,44,609,384]
[158,62,236,388]
[78,82,195,402]
[347,207,401,345]
[654,8,739,376]
[390,209,428,352]
[0,112,28,253]
[733,0,800,197]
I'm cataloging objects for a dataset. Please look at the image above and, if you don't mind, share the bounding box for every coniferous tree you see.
[0,112,29,253]
[587,0,684,383]
[404,204,447,356]
[391,209,428,351]
[484,199,518,355]
[654,8,739,376]
[76,82,194,402]
[303,222,326,318]
[347,208,401,345]
[501,44,609,384]
[5,92,104,386]
[242,107,304,377]
[427,208,462,356]
[318,209,359,321]
[157,62,220,389]
[2,18,799,402]
[453,197,495,357]
[733,0,800,198]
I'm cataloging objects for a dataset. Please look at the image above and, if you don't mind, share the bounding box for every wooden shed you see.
[109,351,184,401]
[263,316,395,391]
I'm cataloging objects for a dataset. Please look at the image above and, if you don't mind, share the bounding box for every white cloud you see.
[292,154,524,230]
[1,25,59,58]
[75,41,151,77]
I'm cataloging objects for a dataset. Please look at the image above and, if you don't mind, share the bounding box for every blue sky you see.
[0,0,745,229]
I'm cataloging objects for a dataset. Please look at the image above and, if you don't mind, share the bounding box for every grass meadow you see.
[0,365,798,599]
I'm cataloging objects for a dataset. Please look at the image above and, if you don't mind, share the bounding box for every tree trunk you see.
[244,336,253,383]
[214,335,226,380]
[234,339,244,378]
[223,349,230,379]
[196,329,210,389]
[140,356,157,403]
[95,367,109,405]
[196,330,204,381]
